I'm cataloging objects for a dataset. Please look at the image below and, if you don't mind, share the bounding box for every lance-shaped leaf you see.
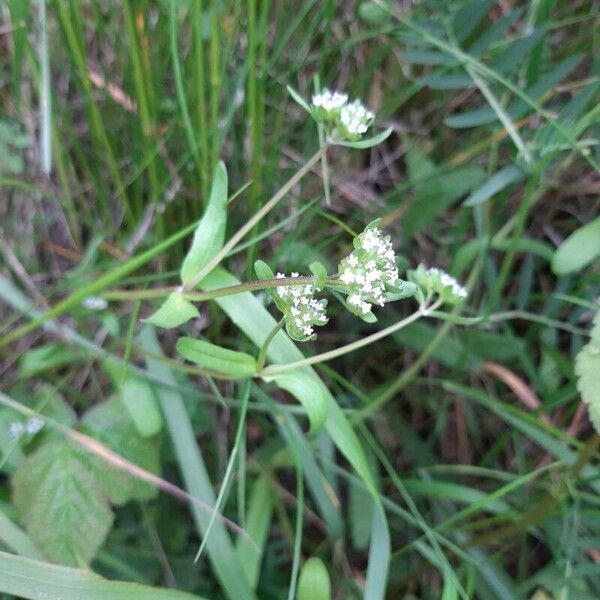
[176,338,257,379]
[180,161,228,287]
[143,291,200,329]
[333,127,393,149]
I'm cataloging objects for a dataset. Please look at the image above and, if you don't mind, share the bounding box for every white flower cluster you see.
[9,417,44,438]
[338,225,399,317]
[427,268,468,300]
[311,89,348,112]
[408,265,468,304]
[310,88,375,140]
[275,272,328,340]
[340,99,375,136]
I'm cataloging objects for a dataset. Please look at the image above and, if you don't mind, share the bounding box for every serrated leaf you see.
[297,557,331,600]
[286,85,311,113]
[143,291,200,329]
[180,161,228,287]
[176,338,257,379]
[333,127,393,149]
[33,384,77,428]
[551,216,600,275]
[119,375,163,437]
[575,311,600,434]
[12,439,113,566]
[81,396,161,503]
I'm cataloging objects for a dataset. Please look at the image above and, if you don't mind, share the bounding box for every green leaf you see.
[0,550,205,600]
[262,370,328,434]
[176,337,257,379]
[333,127,393,149]
[309,261,328,291]
[551,216,600,275]
[297,557,331,600]
[235,475,273,590]
[286,85,311,113]
[357,1,387,25]
[575,311,600,434]
[180,161,228,287]
[19,343,81,378]
[254,259,275,281]
[81,396,161,503]
[143,291,200,329]
[33,383,77,427]
[12,439,113,566]
[463,165,526,207]
[119,375,163,437]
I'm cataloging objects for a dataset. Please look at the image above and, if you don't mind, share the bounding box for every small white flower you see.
[340,99,375,136]
[338,224,401,319]
[273,271,328,340]
[426,267,468,299]
[311,88,348,112]
[82,296,108,311]
[9,422,24,438]
[25,417,44,435]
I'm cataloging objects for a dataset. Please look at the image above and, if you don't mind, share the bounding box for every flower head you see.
[408,265,468,305]
[307,87,375,141]
[338,222,401,319]
[311,89,348,115]
[273,272,328,341]
[339,99,375,138]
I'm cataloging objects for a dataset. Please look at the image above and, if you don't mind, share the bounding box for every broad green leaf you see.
[262,370,328,434]
[551,216,600,275]
[33,383,77,427]
[180,161,228,287]
[364,503,390,600]
[286,85,311,113]
[19,343,81,378]
[334,127,393,149]
[143,291,200,329]
[12,439,113,566]
[575,311,600,434]
[297,557,331,600]
[81,396,161,503]
[0,550,204,600]
[176,337,257,379]
[463,165,526,207]
[235,475,273,589]
[120,375,163,437]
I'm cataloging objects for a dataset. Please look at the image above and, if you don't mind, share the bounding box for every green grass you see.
[1,0,599,598]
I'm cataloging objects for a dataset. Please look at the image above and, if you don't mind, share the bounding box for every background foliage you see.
[0,0,599,598]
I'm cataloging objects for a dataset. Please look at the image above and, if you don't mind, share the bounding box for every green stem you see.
[183,144,328,291]
[257,318,285,371]
[103,275,330,301]
[260,300,442,377]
